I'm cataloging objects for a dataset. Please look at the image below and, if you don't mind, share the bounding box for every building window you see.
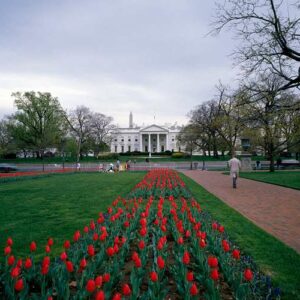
[161,145,164,152]
[172,139,174,142]
[115,146,117,153]
[135,139,138,142]
[145,138,148,142]
[114,139,117,142]
[121,139,124,142]
[128,139,131,142]
[145,146,148,152]
[121,146,124,153]
[128,146,131,152]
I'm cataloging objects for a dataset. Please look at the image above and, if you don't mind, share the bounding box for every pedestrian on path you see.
[228,155,241,188]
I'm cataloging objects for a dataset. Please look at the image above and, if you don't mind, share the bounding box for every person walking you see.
[228,155,241,188]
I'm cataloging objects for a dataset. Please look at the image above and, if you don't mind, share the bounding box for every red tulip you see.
[232,249,240,260]
[244,269,253,281]
[84,226,89,233]
[86,279,96,293]
[87,244,95,256]
[95,275,103,288]
[218,225,225,233]
[140,218,147,227]
[212,222,218,230]
[210,269,219,281]
[208,256,218,268]
[47,238,54,247]
[182,251,190,265]
[138,240,145,250]
[66,261,74,272]
[24,258,32,269]
[4,246,11,255]
[106,247,114,257]
[150,271,158,282]
[103,273,110,283]
[199,239,206,248]
[95,290,105,300]
[45,245,51,253]
[185,230,191,238]
[60,252,67,261]
[30,241,37,252]
[93,233,99,241]
[157,256,165,269]
[134,257,142,268]
[7,255,15,266]
[112,293,121,300]
[7,237,13,246]
[190,283,198,295]
[139,227,147,236]
[80,258,87,269]
[11,266,20,278]
[73,230,81,242]
[17,259,23,268]
[14,278,24,292]
[122,283,131,296]
[124,221,130,228]
[64,240,71,249]
[177,236,184,245]
[186,271,194,282]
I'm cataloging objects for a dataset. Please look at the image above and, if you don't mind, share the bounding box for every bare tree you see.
[90,113,115,156]
[189,100,222,157]
[240,74,300,171]
[212,0,300,91]
[214,84,247,155]
[66,106,93,163]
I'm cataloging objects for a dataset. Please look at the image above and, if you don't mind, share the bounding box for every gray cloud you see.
[0,0,238,126]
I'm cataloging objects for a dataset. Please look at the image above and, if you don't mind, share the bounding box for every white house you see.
[110,112,182,153]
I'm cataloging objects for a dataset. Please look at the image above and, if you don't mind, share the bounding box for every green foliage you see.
[171,152,185,158]
[9,91,65,156]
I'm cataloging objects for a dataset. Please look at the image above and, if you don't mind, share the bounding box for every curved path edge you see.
[181,170,300,254]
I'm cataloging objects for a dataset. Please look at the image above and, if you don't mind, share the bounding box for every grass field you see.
[0,172,145,259]
[240,171,300,190]
[181,174,300,300]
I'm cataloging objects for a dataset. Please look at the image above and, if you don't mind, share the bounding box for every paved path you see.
[182,170,300,253]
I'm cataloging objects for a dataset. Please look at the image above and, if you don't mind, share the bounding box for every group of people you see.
[98,159,132,173]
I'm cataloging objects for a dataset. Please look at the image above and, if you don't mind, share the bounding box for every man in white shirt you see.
[228,155,241,188]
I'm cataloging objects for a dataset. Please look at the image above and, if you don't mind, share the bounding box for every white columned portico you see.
[157,133,160,152]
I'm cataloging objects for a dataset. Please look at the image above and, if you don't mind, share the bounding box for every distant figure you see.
[108,163,114,172]
[99,163,104,172]
[256,160,261,170]
[76,162,81,171]
[276,157,282,169]
[228,155,241,188]
[116,160,120,172]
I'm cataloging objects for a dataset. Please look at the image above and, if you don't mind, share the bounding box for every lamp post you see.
[61,137,66,171]
[240,138,252,171]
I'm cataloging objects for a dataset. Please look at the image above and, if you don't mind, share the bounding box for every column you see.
[140,134,143,152]
[148,133,151,153]
[157,133,160,153]
[166,133,169,151]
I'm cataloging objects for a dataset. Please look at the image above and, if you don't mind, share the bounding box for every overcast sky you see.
[0,0,239,127]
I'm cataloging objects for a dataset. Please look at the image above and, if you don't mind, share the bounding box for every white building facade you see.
[110,113,182,153]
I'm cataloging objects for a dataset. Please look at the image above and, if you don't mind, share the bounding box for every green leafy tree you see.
[10,92,65,163]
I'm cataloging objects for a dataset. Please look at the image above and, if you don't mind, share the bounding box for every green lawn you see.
[180,174,300,300]
[0,172,145,259]
[239,171,300,190]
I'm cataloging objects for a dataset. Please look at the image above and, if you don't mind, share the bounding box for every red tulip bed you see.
[0,169,280,299]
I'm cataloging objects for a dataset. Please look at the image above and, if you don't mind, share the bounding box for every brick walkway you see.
[182,170,300,253]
